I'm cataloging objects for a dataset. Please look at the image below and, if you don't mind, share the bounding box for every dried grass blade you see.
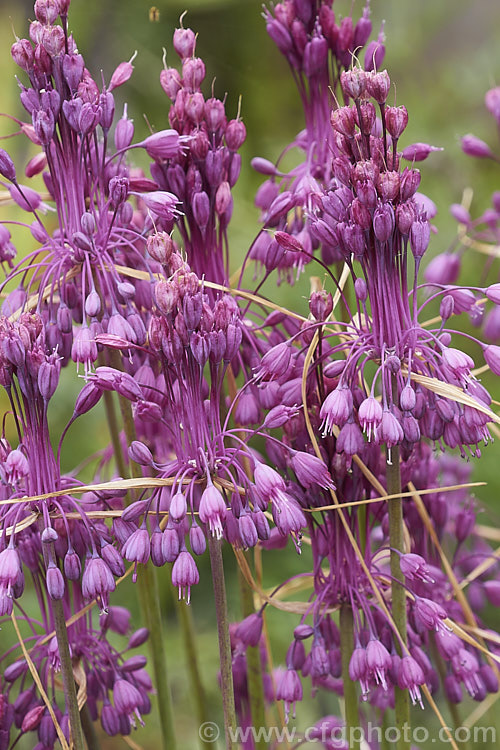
[10,609,70,750]
[409,373,500,424]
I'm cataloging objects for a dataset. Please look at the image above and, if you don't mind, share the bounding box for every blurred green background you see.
[1,1,500,748]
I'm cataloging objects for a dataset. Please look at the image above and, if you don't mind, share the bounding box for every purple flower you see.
[171,550,199,603]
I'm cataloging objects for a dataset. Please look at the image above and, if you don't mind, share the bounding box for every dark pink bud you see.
[355,179,377,208]
[484,345,500,375]
[364,23,386,71]
[409,216,431,258]
[331,106,356,139]
[276,669,302,722]
[100,91,115,131]
[142,129,185,160]
[373,203,395,243]
[62,53,84,90]
[340,69,367,100]
[34,0,59,24]
[0,149,16,182]
[320,386,353,431]
[355,102,376,135]
[235,613,263,647]
[215,181,231,216]
[251,157,280,176]
[224,322,242,362]
[138,190,180,221]
[64,549,81,580]
[109,176,129,209]
[309,290,333,320]
[114,108,134,150]
[173,26,196,59]
[122,527,151,569]
[225,119,246,151]
[73,382,102,417]
[377,171,400,201]
[128,627,149,649]
[439,294,454,322]
[266,19,293,55]
[128,441,154,466]
[38,357,61,400]
[40,25,65,57]
[337,15,354,52]
[291,451,334,490]
[303,34,328,77]
[192,191,210,230]
[485,283,500,305]
[358,396,383,441]
[424,252,460,285]
[25,152,47,178]
[385,105,408,138]
[46,562,65,600]
[402,142,443,162]
[366,70,390,103]
[336,421,364,461]
[147,232,174,265]
[21,704,45,733]
[171,550,199,602]
[184,91,204,123]
[109,53,136,91]
[182,57,206,90]
[354,6,372,48]
[199,484,226,539]
[461,134,494,159]
[265,191,294,226]
[399,168,421,200]
[354,277,368,302]
[11,39,34,71]
[238,513,258,548]
[450,203,471,225]
[78,102,100,135]
[33,108,55,145]
[275,230,303,253]
[160,67,182,101]
[204,97,226,132]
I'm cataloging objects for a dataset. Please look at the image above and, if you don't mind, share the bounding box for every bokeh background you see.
[1,0,500,748]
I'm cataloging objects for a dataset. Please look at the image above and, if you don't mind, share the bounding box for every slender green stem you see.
[136,564,177,750]
[51,598,85,750]
[168,584,212,750]
[386,447,411,750]
[339,603,360,750]
[80,701,101,750]
[101,388,127,478]
[380,712,391,750]
[238,565,267,749]
[104,350,177,750]
[208,535,237,749]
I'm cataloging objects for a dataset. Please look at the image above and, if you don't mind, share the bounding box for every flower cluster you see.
[0,0,499,748]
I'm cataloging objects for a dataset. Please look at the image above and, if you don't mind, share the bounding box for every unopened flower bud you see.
[385,105,408,138]
[109,53,136,91]
[0,149,16,182]
[461,134,494,159]
[402,143,443,162]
